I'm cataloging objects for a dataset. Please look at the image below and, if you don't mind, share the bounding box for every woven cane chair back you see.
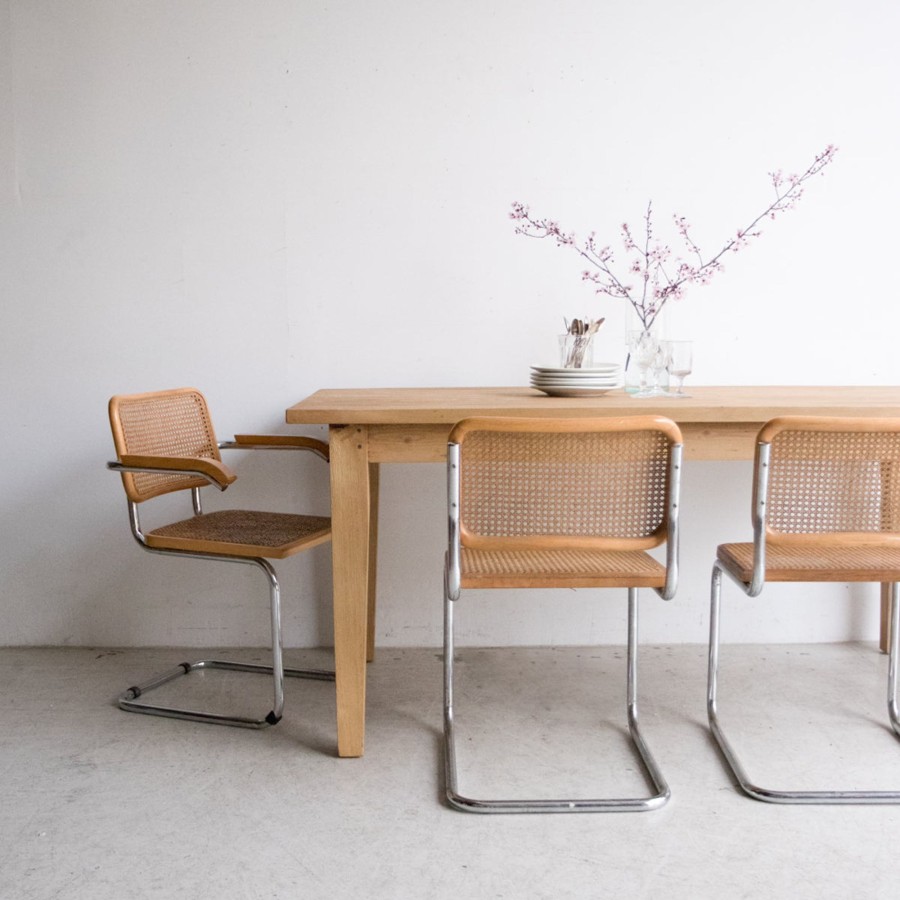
[452,416,681,552]
[759,417,900,547]
[109,388,221,503]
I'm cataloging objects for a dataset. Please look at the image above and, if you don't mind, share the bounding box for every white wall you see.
[2,0,898,649]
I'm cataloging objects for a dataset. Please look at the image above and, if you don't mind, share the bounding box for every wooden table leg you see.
[366,462,380,663]
[881,583,893,654]
[329,425,371,757]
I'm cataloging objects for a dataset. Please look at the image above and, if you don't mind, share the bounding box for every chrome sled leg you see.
[119,557,333,729]
[708,564,900,804]
[443,586,670,813]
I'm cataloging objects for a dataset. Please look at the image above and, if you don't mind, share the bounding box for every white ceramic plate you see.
[532,384,623,397]
[530,375,621,385]
[530,377,621,386]
[531,364,621,375]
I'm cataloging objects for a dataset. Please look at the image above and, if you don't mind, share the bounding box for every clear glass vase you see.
[624,324,669,395]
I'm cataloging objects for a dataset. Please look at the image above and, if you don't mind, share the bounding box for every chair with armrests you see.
[107,387,334,729]
[708,415,900,803]
[443,415,683,813]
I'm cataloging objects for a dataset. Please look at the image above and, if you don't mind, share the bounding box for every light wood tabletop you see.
[287,385,900,756]
[289,385,900,424]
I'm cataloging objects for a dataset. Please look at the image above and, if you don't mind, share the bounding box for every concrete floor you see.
[1,642,899,899]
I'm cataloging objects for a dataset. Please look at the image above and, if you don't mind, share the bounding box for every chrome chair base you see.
[708,562,900,804]
[117,554,334,729]
[119,659,334,729]
[443,586,670,813]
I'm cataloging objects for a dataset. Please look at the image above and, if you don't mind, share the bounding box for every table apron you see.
[363,421,761,463]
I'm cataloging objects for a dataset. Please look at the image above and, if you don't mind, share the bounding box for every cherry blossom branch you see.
[511,145,837,332]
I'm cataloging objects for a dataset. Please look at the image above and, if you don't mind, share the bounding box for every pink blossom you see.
[510,145,837,331]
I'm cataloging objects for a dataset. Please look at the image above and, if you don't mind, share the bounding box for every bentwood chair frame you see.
[107,387,334,729]
[443,415,683,813]
[708,415,900,803]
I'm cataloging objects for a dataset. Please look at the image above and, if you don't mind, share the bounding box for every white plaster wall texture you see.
[1,1,898,647]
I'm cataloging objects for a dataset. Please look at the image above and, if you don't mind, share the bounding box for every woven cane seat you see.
[717,541,900,584]
[146,509,331,559]
[460,547,666,589]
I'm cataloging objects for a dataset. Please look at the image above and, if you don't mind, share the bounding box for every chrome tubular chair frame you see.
[708,562,900,804]
[442,417,682,813]
[117,495,333,728]
[443,582,672,814]
[110,475,333,729]
[107,390,333,730]
[707,419,900,803]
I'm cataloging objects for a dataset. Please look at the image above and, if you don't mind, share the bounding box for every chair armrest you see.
[109,454,238,490]
[222,434,330,462]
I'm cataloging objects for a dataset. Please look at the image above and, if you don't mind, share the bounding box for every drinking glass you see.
[663,340,693,397]
[558,333,594,368]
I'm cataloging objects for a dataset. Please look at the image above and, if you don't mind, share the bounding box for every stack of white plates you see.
[530,364,623,397]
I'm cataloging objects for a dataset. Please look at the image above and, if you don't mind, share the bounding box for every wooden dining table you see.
[286,385,900,757]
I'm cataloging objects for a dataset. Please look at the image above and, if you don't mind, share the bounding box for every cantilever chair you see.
[107,387,334,729]
[708,416,900,803]
[443,415,683,813]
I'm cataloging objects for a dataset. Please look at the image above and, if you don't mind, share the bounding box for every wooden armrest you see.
[115,454,238,489]
[224,434,330,461]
